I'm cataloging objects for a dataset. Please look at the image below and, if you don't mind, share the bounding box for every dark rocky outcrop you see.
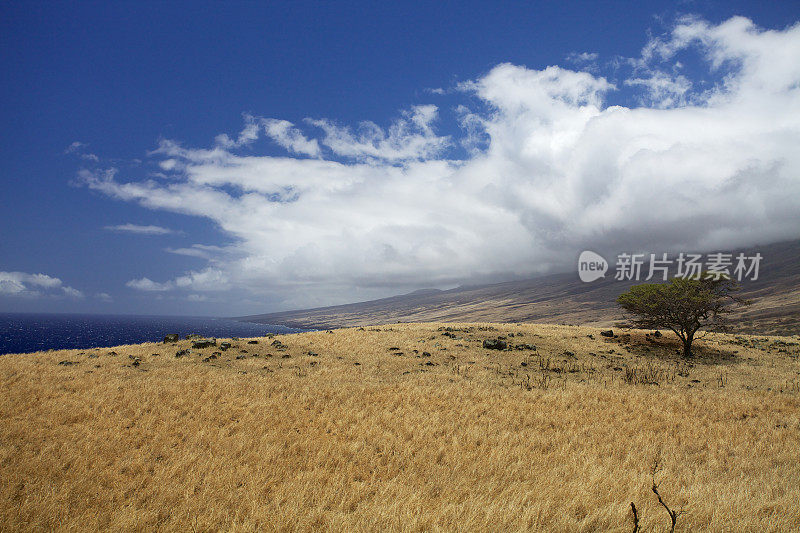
[482,339,508,350]
[514,343,536,351]
[192,339,217,349]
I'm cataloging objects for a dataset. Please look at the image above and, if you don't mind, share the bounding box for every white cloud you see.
[105,223,178,235]
[566,51,599,64]
[214,115,261,148]
[165,244,227,259]
[126,268,228,293]
[80,16,800,310]
[632,16,800,106]
[126,277,172,292]
[95,292,113,302]
[261,119,321,157]
[565,52,601,74]
[0,271,84,299]
[64,141,99,162]
[306,104,449,161]
[61,286,85,299]
[214,114,321,156]
[625,71,693,108]
[173,268,229,291]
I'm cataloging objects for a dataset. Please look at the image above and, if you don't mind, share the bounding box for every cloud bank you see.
[79,16,800,310]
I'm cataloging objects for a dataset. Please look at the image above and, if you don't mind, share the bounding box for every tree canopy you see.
[617,276,748,357]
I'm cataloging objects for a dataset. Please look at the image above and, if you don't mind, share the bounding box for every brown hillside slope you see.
[241,240,800,335]
[0,323,798,530]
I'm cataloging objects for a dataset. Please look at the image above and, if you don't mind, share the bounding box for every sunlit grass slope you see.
[1,323,798,531]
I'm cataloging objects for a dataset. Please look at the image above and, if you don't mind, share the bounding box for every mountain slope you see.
[239,240,800,335]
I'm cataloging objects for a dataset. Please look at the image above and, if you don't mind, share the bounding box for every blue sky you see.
[1,1,799,316]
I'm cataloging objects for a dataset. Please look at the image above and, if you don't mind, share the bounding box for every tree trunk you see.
[682,332,694,358]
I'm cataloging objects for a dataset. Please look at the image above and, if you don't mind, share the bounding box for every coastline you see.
[0,312,303,355]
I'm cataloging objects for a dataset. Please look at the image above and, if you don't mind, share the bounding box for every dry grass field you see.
[1,323,799,531]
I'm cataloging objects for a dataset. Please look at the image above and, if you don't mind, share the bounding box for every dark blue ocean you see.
[0,313,303,355]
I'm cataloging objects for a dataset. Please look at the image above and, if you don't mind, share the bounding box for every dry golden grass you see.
[1,323,798,531]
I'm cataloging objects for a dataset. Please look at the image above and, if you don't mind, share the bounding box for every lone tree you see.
[617,275,749,357]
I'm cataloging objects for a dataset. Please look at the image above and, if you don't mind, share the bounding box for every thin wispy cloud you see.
[624,71,693,108]
[305,104,448,162]
[566,51,600,73]
[214,114,322,156]
[64,141,99,162]
[165,244,228,260]
[79,16,800,309]
[566,51,599,63]
[105,224,178,235]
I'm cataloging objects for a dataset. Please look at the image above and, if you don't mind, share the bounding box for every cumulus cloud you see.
[61,286,84,298]
[126,277,172,292]
[0,271,84,299]
[95,292,113,302]
[105,223,178,235]
[79,16,800,309]
[126,268,229,293]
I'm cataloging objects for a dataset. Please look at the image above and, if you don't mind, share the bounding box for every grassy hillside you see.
[241,240,800,336]
[1,323,798,531]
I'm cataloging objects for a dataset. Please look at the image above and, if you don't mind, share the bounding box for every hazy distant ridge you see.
[239,240,800,336]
